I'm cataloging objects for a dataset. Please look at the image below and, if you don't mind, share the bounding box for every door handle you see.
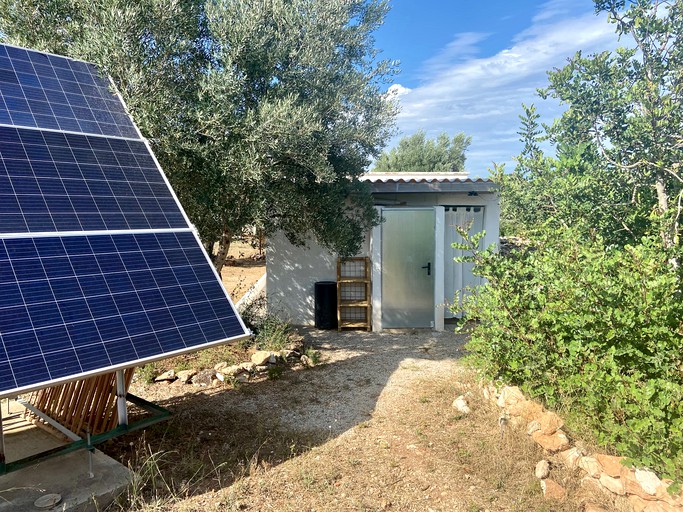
[421,262,431,276]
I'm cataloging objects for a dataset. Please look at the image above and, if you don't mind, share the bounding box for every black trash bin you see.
[314,281,338,329]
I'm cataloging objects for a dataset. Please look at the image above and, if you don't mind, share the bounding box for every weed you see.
[137,363,158,384]
[303,346,320,365]
[267,366,284,380]
[239,296,293,351]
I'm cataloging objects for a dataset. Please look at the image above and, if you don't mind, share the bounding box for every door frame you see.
[370,206,444,331]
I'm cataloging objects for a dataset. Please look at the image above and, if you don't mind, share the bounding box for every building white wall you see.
[266,191,498,327]
[266,231,370,325]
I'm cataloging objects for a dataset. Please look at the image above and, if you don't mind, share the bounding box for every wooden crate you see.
[337,257,371,331]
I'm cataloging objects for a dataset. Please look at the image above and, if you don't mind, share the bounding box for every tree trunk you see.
[655,174,673,246]
[656,174,679,268]
[213,229,232,274]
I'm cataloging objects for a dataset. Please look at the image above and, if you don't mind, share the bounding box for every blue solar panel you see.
[0,44,249,396]
[0,126,186,232]
[0,45,139,138]
[0,232,244,391]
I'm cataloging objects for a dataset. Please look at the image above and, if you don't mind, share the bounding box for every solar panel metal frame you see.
[0,44,250,399]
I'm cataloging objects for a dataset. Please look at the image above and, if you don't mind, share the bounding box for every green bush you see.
[239,296,292,351]
[458,231,683,482]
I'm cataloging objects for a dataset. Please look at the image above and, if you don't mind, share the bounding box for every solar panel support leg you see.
[0,406,5,466]
[116,370,128,428]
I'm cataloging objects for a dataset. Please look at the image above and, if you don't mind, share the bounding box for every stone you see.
[176,369,196,383]
[535,459,550,479]
[635,469,662,496]
[214,361,229,371]
[223,364,248,377]
[532,430,570,453]
[251,350,272,366]
[540,478,566,500]
[215,372,225,382]
[556,447,582,470]
[235,373,249,383]
[239,362,255,372]
[255,365,268,372]
[154,369,175,382]
[579,456,603,479]
[452,395,471,415]
[508,400,544,421]
[496,386,525,409]
[580,476,604,495]
[482,384,498,404]
[621,467,674,503]
[536,411,564,435]
[300,354,314,367]
[628,496,679,512]
[280,349,300,361]
[628,495,650,512]
[598,473,625,495]
[595,453,625,478]
[583,504,610,512]
[526,420,541,435]
[642,503,678,512]
[192,369,215,386]
[285,342,304,353]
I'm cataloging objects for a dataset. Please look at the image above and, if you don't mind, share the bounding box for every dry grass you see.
[104,365,594,511]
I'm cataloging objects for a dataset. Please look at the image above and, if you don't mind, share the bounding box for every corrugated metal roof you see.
[360,172,490,183]
[360,172,496,193]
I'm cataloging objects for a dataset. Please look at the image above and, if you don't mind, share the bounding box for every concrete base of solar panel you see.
[0,448,132,512]
[0,370,170,476]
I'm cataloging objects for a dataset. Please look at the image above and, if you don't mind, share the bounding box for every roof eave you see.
[368,180,498,194]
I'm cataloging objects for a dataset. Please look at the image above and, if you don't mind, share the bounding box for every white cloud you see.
[385,83,412,98]
[384,1,622,176]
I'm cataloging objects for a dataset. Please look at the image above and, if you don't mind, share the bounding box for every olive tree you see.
[0,0,397,271]
[373,130,471,173]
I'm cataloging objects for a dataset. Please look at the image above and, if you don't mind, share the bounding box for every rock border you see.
[481,383,682,512]
[149,335,311,388]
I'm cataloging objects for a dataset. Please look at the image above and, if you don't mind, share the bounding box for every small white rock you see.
[634,468,661,495]
[154,369,175,382]
[527,420,541,435]
[535,459,550,479]
[452,395,471,414]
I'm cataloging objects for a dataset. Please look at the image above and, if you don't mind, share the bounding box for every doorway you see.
[381,208,435,328]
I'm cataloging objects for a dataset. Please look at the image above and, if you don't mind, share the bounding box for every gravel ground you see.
[218,327,469,436]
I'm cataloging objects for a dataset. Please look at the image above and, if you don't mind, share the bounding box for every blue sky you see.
[372,0,624,175]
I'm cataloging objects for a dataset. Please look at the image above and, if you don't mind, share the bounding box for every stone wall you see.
[481,384,682,512]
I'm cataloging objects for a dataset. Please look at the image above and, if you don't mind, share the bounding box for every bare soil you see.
[103,328,599,512]
[220,240,266,302]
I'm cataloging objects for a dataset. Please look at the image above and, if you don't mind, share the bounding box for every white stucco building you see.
[266,172,499,331]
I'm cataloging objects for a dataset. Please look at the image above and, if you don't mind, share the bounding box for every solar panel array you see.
[0,44,249,397]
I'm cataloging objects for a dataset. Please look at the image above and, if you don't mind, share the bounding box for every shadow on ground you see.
[102,328,467,501]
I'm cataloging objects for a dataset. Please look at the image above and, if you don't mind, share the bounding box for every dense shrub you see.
[458,231,683,482]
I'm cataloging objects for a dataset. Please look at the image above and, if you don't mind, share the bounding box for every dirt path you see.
[111,329,589,511]
[215,328,469,437]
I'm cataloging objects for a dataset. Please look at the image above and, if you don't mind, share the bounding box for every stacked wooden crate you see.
[337,257,371,331]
